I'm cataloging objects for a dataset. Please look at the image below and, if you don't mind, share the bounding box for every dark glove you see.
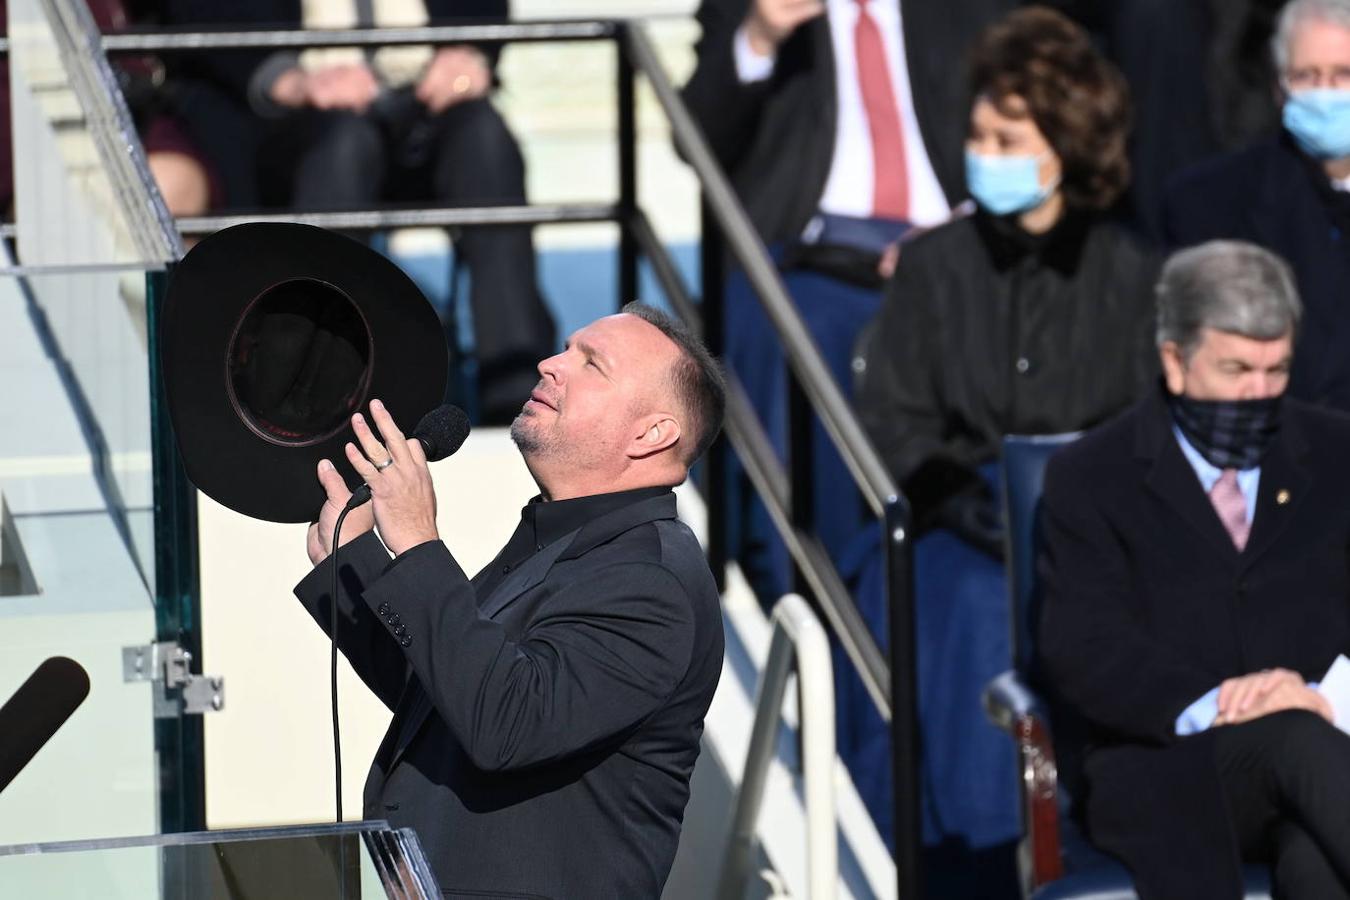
[932,490,1005,561]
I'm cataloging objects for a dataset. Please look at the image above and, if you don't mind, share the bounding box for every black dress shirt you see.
[476,486,673,597]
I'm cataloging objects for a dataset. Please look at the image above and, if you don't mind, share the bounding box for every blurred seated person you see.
[104,0,222,219]
[1039,240,1350,900]
[178,0,555,424]
[847,7,1157,890]
[1165,0,1350,413]
[0,0,224,220]
[679,0,1015,600]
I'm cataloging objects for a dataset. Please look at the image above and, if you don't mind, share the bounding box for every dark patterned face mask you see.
[1168,391,1282,470]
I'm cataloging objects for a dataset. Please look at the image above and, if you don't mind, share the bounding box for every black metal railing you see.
[87,18,921,896]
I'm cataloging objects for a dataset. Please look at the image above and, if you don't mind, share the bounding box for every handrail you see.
[98,20,616,52]
[622,26,901,521]
[717,594,836,900]
[629,210,892,717]
[175,203,619,235]
[625,26,923,895]
[15,0,182,264]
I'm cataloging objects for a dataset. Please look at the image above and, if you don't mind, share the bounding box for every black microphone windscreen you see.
[0,657,90,795]
[414,404,471,462]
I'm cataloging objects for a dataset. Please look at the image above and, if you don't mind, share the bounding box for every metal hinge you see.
[122,641,224,718]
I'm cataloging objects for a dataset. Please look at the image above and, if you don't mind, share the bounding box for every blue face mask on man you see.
[1283,88,1350,159]
[965,150,1059,216]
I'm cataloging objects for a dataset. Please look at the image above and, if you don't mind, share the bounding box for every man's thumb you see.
[317,459,352,503]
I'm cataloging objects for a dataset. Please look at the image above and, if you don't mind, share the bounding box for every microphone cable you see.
[321,404,466,824]
[328,492,367,824]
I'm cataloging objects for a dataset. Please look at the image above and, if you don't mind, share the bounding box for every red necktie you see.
[1209,469,1250,551]
[854,0,909,221]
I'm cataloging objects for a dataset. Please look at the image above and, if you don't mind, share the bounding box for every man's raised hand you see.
[743,0,826,57]
[345,399,440,557]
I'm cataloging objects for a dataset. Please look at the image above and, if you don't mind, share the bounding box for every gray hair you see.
[1273,0,1350,73]
[1155,241,1301,358]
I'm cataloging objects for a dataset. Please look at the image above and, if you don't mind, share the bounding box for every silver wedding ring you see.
[374,456,395,471]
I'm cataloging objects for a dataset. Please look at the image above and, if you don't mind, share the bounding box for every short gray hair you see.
[1273,0,1350,73]
[1155,241,1301,358]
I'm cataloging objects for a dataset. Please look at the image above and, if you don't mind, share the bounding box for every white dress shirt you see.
[733,0,950,228]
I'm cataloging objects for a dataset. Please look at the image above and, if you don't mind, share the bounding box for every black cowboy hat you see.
[160,223,448,523]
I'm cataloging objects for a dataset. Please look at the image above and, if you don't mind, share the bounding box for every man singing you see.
[295,303,726,898]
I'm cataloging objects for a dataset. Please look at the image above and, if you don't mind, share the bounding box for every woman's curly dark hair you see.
[969,6,1132,211]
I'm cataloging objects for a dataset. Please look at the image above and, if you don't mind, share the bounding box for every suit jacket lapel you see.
[1137,390,1241,561]
[478,528,580,620]
[1239,415,1310,571]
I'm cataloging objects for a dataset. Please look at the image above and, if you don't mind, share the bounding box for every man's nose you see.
[537,351,565,382]
[1244,373,1277,400]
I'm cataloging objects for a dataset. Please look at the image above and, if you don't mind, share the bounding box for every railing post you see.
[701,199,728,592]
[884,499,921,899]
[616,25,638,309]
[146,266,205,900]
[717,594,836,900]
[787,373,814,600]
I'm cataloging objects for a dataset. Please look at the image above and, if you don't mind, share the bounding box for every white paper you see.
[1317,654,1350,735]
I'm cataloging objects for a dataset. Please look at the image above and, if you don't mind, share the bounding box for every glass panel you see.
[1,0,180,848]
[0,825,438,899]
[0,265,159,845]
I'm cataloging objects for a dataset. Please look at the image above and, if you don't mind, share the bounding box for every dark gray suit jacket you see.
[294,491,724,899]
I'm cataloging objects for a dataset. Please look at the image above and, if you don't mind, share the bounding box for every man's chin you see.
[509,415,538,452]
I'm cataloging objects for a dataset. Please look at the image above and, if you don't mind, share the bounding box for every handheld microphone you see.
[344,404,471,512]
[0,657,91,795]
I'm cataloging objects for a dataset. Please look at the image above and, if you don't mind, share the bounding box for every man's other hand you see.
[307,458,375,566]
[269,67,310,108]
[416,45,490,114]
[743,0,826,57]
[305,64,381,113]
[1216,668,1333,726]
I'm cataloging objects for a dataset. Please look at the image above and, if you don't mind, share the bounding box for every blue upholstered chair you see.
[983,433,1271,900]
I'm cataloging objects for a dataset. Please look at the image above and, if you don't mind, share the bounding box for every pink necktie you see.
[854,0,909,220]
[1210,469,1250,551]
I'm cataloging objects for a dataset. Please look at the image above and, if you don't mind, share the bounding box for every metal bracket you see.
[122,641,224,718]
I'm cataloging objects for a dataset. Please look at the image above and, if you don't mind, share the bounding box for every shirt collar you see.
[521,485,673,549]
[1172,424,1261,488]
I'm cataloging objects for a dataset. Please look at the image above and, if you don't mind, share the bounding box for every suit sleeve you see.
[293,531,409,712]
[680,0,778,173]
[1036,454,1220,744]
[360,540,696,773]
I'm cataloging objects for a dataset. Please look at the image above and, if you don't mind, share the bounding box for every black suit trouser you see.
[1215,709,1350,899]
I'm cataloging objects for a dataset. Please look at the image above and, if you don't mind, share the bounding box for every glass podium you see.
[0,822,441,899]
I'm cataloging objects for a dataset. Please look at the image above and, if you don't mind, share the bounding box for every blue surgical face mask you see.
[1283,88,1350,159]
[965,150,1059,216]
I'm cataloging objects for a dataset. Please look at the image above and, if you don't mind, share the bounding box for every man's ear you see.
[628,413,682,459]
[1160,341,1187,395]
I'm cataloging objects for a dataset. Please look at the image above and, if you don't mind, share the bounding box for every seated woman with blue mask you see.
[841,7,1160,894]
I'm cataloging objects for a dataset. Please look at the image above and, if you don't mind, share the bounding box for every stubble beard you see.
[510,407,558,459]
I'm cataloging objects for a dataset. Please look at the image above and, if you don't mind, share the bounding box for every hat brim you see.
[160,223,448,523]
